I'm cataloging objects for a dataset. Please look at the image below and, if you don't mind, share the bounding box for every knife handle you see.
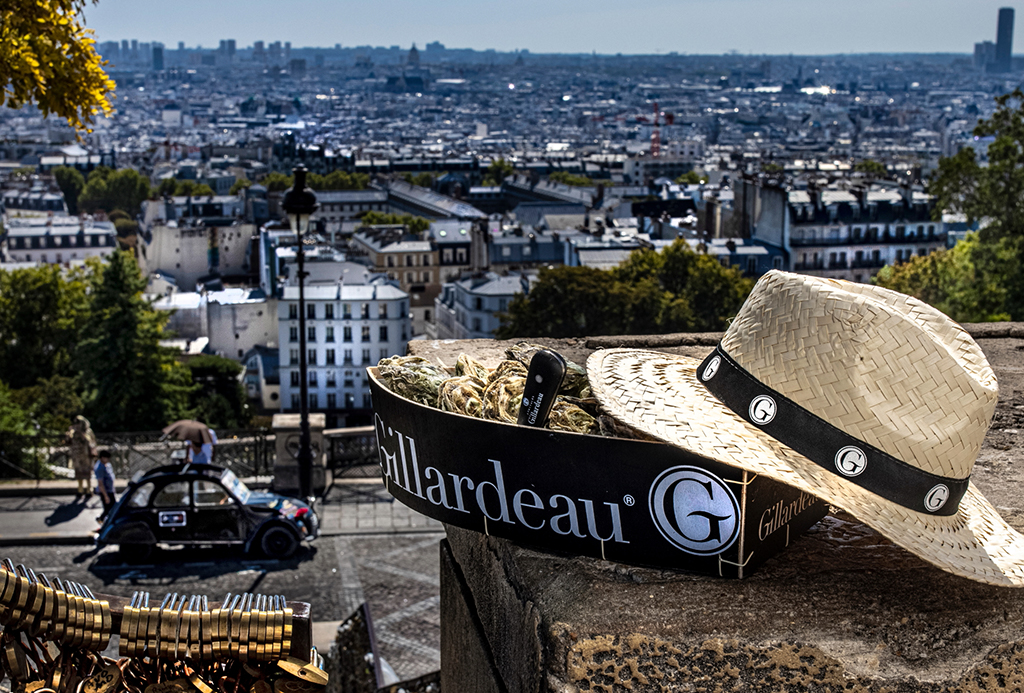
[517,349,567,427]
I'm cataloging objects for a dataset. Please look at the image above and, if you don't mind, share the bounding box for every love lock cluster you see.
[0,561,328,693]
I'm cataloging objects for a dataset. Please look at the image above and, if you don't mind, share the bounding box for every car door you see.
[150,480,191,544]
[190,479,243,543]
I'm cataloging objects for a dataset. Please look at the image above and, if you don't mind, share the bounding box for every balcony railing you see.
[790,233,946,247]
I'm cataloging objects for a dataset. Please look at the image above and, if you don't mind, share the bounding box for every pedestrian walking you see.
[66,415,97,501]
[94,449,116,521]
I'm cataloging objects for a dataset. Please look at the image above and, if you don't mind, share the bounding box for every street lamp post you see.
[281,166,319,501]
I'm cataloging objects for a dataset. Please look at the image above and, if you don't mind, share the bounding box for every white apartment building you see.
[277,277,410,427]
[3,216,117,264]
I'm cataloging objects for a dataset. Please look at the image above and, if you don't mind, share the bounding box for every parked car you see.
[96,463,319,562]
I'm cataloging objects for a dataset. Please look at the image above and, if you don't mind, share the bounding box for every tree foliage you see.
[403,172,435,188]
[874,233,1014,323]
[78,167,151,216]
[674,171,707,185]
[497,239,753,338]
[0,0,115,131]
[548,171,593,186]
[854,159,889,179]
[359,211,431,236]
[186,355,250,429]
[891,88,1024,320]
[77,251,193,431]
[261,170,368,193]
[229,177,252,195]
[481,158,516,186]
[0,263,91,390]
[53,166,84,214]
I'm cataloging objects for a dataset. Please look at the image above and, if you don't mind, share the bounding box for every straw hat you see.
[587,270,1024,587]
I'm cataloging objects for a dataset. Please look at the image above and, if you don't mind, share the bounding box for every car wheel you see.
[260,525,298,559]
[120,543,153,563]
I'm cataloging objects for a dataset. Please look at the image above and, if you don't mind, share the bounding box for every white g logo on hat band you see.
[702,356,721,381]
[748,395,777,425]
[924,484,950,512]
[834,446,867,477]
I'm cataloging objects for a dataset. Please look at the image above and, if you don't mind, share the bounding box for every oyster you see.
[481,371,525,423]
[548,399,598,434]
[455,353,489,380]
[438,375,487,417]
[376,355,448,407]
[505,341,591,398]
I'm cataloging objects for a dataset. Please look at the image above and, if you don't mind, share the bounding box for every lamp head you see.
[281,166,319,235]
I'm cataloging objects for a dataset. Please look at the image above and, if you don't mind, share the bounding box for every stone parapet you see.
[415,332,1024,692]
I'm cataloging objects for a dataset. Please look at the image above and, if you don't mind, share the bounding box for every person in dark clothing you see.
[94,449,116,521]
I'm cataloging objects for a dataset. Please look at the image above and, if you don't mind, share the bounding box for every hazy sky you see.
[83,0,1015,56]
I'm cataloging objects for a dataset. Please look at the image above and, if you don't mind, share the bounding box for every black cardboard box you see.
[369,369,828,578]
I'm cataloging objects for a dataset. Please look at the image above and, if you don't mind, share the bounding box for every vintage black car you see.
[96,463,319,561]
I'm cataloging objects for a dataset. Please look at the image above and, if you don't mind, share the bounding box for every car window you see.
[194,480,232,507]
[127,482,155,508]
[152,481,190,508]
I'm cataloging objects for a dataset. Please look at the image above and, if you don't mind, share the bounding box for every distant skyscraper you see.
[178,41,185,51]
[254,40,265,61]
[121,39,129,55]
[284,41,291,60]
[227,39,236,57]
[152,45,164,70]
[995,7,1015,72]
[976,40,997,69]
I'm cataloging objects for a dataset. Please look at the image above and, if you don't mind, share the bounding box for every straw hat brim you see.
[587,348,1024,587]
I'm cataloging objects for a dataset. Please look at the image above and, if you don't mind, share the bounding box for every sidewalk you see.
[0,475,441,546]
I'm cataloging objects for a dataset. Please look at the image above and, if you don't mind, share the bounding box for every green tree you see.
[674,171,707,185]
[173,180,214,197]
[874,233,1013,323]
[186,355,250,429]
[53,166,84,214]
[114,218,139,237]
[403,172,435,188]
[912,88,1024,319]
[0,382,31,436]
[548,171,593,186]
[157,178,178,197]
[854,159,889,179]
[760,162,784,175]
[77,251,193,431]
[229,177,252,195]
[0,263,91,390]
[653,241,753,331]
[11,374,82,433]
[262,172,293,192]
[482,158,516,186]
[359,211,431,236]
[0,0,115,130]
[78,167,151,216]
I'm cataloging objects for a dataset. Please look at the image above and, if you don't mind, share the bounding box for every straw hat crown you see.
[720,271,997,480]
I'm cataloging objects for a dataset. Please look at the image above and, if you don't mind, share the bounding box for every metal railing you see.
[0,428,275,481]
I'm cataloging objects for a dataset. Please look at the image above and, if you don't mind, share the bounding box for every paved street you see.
[0,479,444,682]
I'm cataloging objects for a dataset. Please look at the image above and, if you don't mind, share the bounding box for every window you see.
[474,297,483,310]
[747,257,757,275]
[127,482,155,508]
[344,379,354,388]
[361,303,370,319]
[829,252,837,267]
[343,326,352,342]
[423,254,430,266]
[379,326,388,341]
[472,317,482,332]
[290,371,300,386]
[361,326,371,342]
[291,394,300,409]
[772,256,783,270]
[309,393,318,409]
[344,349,353,364]
[443,249,453,263]
[326,349,336,365]
[380,349,388,360]
[456,248,467,263]
[406,272,414,283]
[307,304,316,319]
[325,304,334,319]
[289,326,298,342]
[422,271,430,282]
[523,245,532,257]
[308,349,317,365]
[289,349,299,365]
[387,256,394,267]
[502,245,512,257]
[406,255,413,267]
[194,481,230,507]
[326,326,335,342]
[153,482,190,508]
[342,303,351,319]
[379,303,388,319]
[361,349,371,364]
[327,393,336,409]
[289,304,298,319]
[308,326,316,342]
[309,371,318,387]
[327,372,337,387]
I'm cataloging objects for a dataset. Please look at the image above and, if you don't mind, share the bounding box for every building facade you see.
[277,278,410,427]
[2,217,117,264]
